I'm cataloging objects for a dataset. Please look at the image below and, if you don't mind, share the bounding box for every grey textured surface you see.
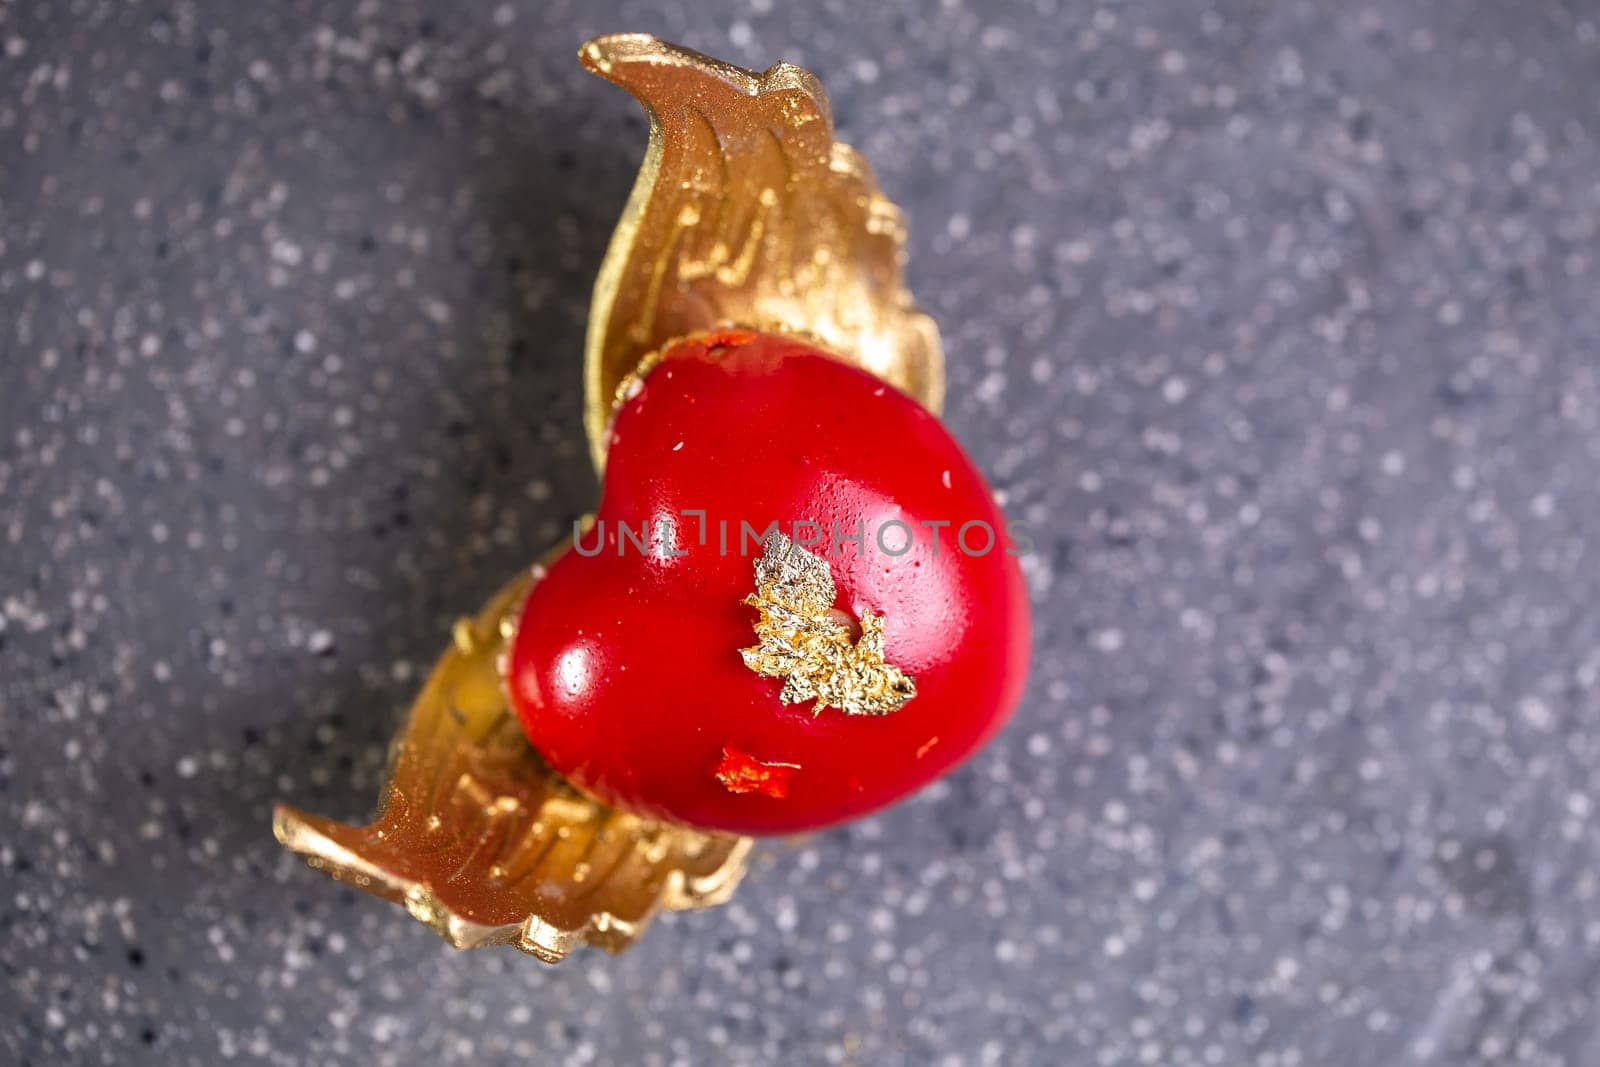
[4,1,1600,1064]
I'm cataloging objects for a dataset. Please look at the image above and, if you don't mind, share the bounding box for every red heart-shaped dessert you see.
[508,330,1030,834]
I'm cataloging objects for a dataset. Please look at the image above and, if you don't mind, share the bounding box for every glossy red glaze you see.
[508,331,1030,834]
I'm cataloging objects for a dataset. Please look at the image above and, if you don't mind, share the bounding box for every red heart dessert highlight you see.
[508,330,1030,834]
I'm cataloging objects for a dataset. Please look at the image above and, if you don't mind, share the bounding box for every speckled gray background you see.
[4,1,1600,1064]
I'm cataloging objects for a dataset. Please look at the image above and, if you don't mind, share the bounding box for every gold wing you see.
[273,551,750,962]
[580,33,944,473]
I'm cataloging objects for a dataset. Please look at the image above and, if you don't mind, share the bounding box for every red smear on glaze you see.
[699,327,759,356]
[714,746,799,799]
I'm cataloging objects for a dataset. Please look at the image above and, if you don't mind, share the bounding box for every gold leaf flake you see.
[740,532,916,717]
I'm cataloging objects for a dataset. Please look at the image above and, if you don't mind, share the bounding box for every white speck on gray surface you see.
[3,1,1600,1065]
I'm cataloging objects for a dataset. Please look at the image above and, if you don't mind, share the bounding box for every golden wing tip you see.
[577,33,654,74]
[579,34,823,110]
[579,33,729,81]
[271,801,328,854]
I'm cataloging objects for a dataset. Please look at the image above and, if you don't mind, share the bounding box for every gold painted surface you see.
[741,532,916,716]
[274,556,751,962]
[580,33,945,473]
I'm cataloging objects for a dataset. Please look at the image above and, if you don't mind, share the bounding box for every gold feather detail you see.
[579,33,945,473]
[274,551,749,962]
